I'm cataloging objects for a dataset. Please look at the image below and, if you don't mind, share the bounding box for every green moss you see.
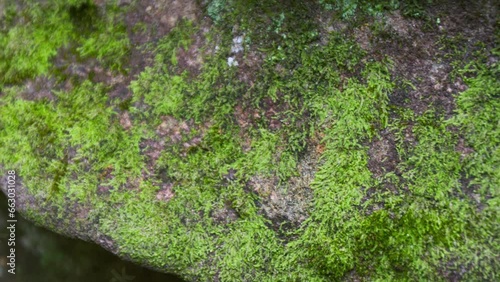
[286,61,393,278]
[76,3,131,71]
[0,1,498,281]
[0,2,73,84]
[0,0,130,85]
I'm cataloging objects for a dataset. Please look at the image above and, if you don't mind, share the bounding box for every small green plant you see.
[207,0,229,23]
[319,0,400,19]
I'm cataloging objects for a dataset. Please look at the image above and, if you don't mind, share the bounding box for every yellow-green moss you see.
[0,1,498,281]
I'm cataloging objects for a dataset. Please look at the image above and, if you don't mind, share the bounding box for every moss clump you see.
[0,0,129,85]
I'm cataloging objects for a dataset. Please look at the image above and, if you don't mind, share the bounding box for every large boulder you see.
[1,1,498,280]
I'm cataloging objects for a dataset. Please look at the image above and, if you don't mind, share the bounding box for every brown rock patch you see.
[367,129,399,178]
[156,183,175,202]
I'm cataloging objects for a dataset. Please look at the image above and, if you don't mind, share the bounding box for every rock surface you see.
[1,0,498,281]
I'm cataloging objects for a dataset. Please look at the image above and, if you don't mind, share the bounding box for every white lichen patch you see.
[227,56,238,67]
[230,35,244,53]
[227,35,244,67]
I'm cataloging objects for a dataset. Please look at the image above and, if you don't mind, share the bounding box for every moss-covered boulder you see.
[1,0,498,280]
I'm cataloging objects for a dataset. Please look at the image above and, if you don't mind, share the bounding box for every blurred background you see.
[0,192,185,282]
